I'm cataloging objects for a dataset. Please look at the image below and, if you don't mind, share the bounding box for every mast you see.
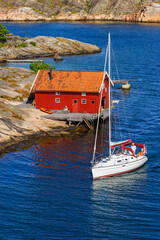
[108,33,111,158]
[91,38,109,165]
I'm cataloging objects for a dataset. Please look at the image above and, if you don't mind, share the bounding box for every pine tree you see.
[0,24,10,43]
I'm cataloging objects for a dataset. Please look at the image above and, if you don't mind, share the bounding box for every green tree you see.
[29,60,55,73]
[0,24,10,42]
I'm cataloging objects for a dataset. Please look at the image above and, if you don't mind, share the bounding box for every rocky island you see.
[0,0,159,23]
[0,33,101,62]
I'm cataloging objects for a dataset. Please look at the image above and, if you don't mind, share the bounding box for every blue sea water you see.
[0,22,160,239]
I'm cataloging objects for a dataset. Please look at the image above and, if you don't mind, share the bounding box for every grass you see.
[32,8,40,13]
[1,94,23,101]
[24,83,32,89]
[71,11,79,14]
[15,88,30,98]
[0,102,24,120]
[2,77,18,87]
[9,81,18,87]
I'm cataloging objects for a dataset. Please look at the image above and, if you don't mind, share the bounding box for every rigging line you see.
[100,120,105,150]
[111,42,131,140]
[111,42,122,141]
[95,151,107,158]
[122,98,132,139]
[111,44,120,80]
[117,99,122,141]
[91,43,109,165]
[113,116,118,142]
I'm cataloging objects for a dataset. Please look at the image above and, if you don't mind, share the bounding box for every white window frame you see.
[81,99,86,104]
[81,92,86,96]
[55,91,60,95]
[55,98,60,103]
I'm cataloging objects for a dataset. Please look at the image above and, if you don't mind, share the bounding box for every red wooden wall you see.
[35,78,109,114]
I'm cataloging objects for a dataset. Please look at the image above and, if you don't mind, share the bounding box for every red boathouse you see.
[31,70,109,114]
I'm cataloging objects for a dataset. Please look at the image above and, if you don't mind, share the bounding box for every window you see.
[81,99,86,104]
[55,91,60,95]
[81,92,86,96]
[91,100,95,104]
[74,100,77,103]
[55,98,60,103]
[105,87,107,92]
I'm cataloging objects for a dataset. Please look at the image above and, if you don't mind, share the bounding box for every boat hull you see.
[92,155,148,180]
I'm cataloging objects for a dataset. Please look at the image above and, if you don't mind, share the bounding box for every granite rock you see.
[0,36,101,60]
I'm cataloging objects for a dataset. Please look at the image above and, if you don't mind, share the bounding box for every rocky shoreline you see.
[0,67,89,155]
[0,1,159,23]
[0,114,88,155]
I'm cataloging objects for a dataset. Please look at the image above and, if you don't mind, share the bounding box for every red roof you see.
[32,70,105,93]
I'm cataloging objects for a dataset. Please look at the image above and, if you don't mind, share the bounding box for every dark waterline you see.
[0,22,160,239]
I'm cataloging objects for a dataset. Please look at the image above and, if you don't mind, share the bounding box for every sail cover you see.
[111,139,132,148]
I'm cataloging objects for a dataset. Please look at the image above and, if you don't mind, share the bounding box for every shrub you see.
[0,42,4,48]
[54,10,60,16]
[33,8,40,12]
[29,60,55,73]
[30,41,36,47]
[18,42,27,48]
[86,1,91,9]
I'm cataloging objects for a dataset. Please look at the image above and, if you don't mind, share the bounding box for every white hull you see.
[92,154,148,180]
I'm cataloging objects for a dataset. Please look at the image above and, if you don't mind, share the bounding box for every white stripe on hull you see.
[92,156,148,180]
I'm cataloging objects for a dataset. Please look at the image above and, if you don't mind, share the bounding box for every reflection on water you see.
[90,168,155,240]
[92,167,147,193]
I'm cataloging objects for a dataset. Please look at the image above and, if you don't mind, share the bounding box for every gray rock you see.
[0,35,101,60]
[54,53,64,61]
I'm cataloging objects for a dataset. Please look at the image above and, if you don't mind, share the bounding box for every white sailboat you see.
[91,33,148,180]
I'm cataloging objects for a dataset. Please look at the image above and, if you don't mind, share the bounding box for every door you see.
[72,99,78,112]
[90,100,96,113]
[101,97,105,109]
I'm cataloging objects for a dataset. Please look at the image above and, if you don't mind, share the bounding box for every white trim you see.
[105,71,114,86]
[99,71,108,94]
[30,70,40,92]
[81,99,86,104]
[55,98,60,103]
